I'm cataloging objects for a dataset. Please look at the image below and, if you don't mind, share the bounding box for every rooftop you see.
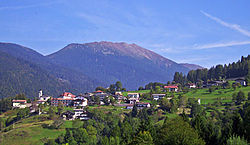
[12,100,27,102]
[164,85,178,88]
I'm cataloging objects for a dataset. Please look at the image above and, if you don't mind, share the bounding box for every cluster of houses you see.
[11,89,153,120]
[11,78,246,120]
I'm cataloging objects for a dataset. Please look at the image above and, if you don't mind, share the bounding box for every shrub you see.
[227,136,248,145]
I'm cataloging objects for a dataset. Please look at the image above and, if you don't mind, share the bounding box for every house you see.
[129,97,139,104]
[61,109,90,120]
[61,111,75,120]
[115,91,123,96]
[51,92,76,106]
[37,90,51,104]
[51,98,74,106]
[38,96,50,104]
[73,96,88,107]
[125,104,134,109]
[73,109,89,120]
[235,78,247,86]
[125,102,151,109]
[164,85,178,92]
[186,83,196,88]
[30,101,39,113]
[95,93,109,101]
[152,94,165,100]
[198,98,201,105]
[114,95,126,103]
[12,100,27,108]
[60,92,76,99]
[93,90,104,94]
[127,93,139,98]
[204,81,225,88]
[136,103,151,109]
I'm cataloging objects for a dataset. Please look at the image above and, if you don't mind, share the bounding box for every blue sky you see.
[0,0,249,68]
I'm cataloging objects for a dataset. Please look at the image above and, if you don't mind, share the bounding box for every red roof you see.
[137,102,150,105]
[52,98,73,101]
[60,92,76,98]
[95,90,103,93]
[126,104,134,107]
[164,85,178,89]
[12,100,27,102]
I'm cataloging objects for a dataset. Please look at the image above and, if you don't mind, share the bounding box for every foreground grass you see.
[0,115,65,145]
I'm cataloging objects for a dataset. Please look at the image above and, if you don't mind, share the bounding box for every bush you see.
[49,119,65,129]
[227,136,248,145]
[42,120,64,129]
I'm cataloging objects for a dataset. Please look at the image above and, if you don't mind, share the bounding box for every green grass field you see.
[0,115,66,145]
[183,86,250,104]
[122,90,151,96]
[123,86,250,105]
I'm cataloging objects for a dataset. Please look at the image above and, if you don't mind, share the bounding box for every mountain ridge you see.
[0,42,101,97]
[0,41,203,97]
[48,41,190,89]
[179,63,204,70]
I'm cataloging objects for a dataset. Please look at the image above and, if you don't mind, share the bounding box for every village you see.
[11,78,247,121]
[1,57,249,145]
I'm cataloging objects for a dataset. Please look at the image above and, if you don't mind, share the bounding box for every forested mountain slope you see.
[0,43,101,97]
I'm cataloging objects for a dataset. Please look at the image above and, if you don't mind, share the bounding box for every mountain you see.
[48,41,190,89]
[0,50,70,98]
[179,63,204,70]
[0,43,101,98]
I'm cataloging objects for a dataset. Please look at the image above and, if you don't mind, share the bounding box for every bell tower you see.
[39,89,43,98]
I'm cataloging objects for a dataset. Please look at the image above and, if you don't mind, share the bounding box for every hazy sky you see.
[0,0,250,68]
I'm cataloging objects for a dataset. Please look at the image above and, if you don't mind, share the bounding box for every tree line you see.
[173,55,250,85]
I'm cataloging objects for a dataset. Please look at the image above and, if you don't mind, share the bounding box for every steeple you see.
[39,89,43,98]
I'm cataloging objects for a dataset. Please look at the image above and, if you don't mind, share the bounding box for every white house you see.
[235,79,247,86]
[73,109,89,120]
[136,103,151,109]
[73,96,88,107]
[127,93,139,98]
[12,100,27,108]
[152,94,166,100]
[115,91,122,96]
[129,97,139,104]
[186,83,196,88]
[164,85,178,92]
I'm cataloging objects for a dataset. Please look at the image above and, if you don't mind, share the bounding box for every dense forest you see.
[173,55,250,85]
[0,43,101,98]
[0,51,71,98]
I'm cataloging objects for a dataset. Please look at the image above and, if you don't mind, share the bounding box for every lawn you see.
[88,105,130,115]
[122,90,151,96]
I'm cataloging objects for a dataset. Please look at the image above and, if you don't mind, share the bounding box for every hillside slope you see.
[48,41,190,89]
[0,51,71,98]
[0,43,101,97]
